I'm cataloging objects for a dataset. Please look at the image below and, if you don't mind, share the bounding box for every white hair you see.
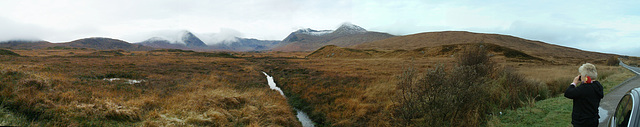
[579,63,598,79]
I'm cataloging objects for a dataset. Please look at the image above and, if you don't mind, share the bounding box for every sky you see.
[0,0,639,56]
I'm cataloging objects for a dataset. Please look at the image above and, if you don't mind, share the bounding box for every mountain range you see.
[0,38,152,51]
[136,31,280,51]
[272,23,395,51]
[0,23,627,60]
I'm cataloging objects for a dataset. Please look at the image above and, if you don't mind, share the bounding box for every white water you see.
[262,72,315,127]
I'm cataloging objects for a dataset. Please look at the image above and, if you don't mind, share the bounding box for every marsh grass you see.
[0,50,300,126]
[259,44,622,126]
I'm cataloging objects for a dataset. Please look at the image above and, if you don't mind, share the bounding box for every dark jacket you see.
[564,81,604,126]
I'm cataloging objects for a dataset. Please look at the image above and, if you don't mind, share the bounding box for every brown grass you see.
[0,49,300,126]
[254,44,621,126]
[353,31,616,64]
[1,46,627,126]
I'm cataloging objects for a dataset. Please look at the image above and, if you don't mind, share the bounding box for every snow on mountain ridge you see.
[295,28,334,36]
[333,23,367,34]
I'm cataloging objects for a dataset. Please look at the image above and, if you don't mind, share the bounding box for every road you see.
[598,61,640,126]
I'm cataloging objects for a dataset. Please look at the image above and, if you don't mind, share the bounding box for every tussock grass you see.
[0,51,300,126]
[260,44,622,126]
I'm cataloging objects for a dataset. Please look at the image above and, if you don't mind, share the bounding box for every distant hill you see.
[0,38,153,51]
[353,31,615,62]
[182,32,208,48]
[138,31,208,49]
[63,37,153,51]
[208,38,280,51]
[137,37,190,49]
[273,23,395,51]
[309,43,544,61]
[0,40,55,49]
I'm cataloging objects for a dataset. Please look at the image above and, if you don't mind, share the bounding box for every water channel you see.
[263,72,315,127]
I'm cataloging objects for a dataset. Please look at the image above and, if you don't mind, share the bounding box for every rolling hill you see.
[63,37,153,51]
[0,38,153,51]
[207,38,281,51]
[272,23,395,51]
[352,31,615,62]
[0,40,56,49]
[309,43,544,61]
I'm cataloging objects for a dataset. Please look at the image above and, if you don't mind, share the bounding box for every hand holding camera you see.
[572,75,581,85]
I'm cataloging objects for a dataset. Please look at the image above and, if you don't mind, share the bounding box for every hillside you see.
[0,40,56,49]
[309,43,544,61]
[0,38,153,51]
[353,31,615,62]
[208,38,281,51]
[273,23,395,51]
[64,37,153,51]
[137,31,208,49]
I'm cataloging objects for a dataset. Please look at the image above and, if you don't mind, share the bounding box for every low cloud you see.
[0,17,49,41]
[197,28,243,45]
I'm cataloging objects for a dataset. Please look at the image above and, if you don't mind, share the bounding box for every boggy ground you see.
[251,48,626,126]
[0,49,300,126]
[0,48,630,126]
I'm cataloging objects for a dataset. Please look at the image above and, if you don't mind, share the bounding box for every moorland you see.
[1,31,638,126]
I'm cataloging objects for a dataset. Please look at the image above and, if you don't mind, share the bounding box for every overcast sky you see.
[0,0,639,56]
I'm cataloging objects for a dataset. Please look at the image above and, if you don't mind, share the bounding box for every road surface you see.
[598,61,640,126]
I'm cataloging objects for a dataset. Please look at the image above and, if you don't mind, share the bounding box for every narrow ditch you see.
[262,72,315,127]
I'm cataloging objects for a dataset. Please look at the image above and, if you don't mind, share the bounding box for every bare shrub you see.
[394,44,548,126]
[457,44,493,76]
[606,56,619,66]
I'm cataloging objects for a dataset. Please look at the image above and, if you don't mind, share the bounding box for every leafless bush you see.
[394,44,547,126]
[606,56,619,66]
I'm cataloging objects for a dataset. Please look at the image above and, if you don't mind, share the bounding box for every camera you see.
[578,76,581,81]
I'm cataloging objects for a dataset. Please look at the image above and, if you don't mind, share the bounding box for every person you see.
[564,63,603,127]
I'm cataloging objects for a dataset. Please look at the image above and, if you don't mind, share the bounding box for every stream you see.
[262,72,315,127]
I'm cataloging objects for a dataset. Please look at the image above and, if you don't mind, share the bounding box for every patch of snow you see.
[339,22,366,31]
[334,22,367,34]
[103,78,145,85]
[297,28,333,36]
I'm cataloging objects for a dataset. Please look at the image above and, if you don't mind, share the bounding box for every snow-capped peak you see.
[334,23,367,34]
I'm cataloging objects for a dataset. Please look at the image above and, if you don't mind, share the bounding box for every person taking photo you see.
[565,63,604,127]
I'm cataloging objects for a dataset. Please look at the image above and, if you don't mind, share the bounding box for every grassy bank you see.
[489,66,635,126]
